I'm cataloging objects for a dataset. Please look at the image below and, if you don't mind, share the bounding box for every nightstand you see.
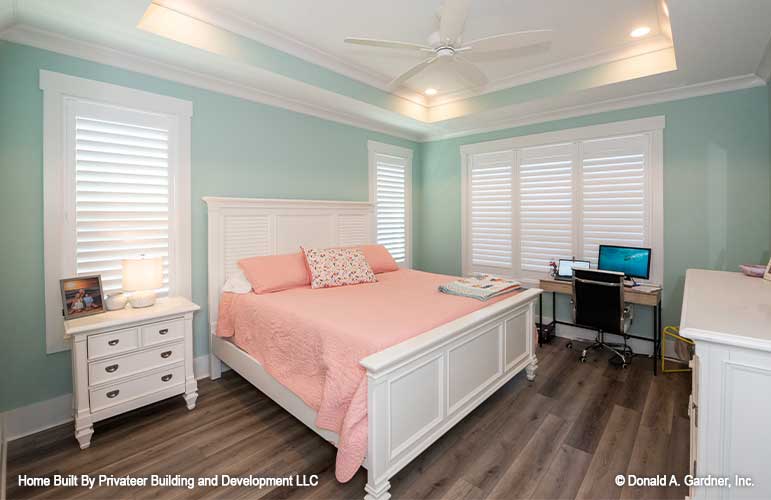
[64,297,200,449]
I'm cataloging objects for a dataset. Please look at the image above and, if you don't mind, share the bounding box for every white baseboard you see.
[2,354,227,442]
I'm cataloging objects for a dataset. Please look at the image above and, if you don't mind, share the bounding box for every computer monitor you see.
[598,245,651,280]
[557,259,591,279]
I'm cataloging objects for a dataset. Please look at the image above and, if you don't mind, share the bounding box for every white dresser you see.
[680,270,771,499]
[64,297,200,449]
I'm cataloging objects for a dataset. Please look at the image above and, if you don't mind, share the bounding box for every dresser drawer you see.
[87,328,139,360]
[88,341,184,386]
[89,364,184,413]
[141,318,184,347]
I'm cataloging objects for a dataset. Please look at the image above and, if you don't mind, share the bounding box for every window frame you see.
[40,70,193,354]
[460,116,664,285]
[367,140,413,268]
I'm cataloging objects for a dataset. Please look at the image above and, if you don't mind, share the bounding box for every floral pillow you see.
[302,247,377,289]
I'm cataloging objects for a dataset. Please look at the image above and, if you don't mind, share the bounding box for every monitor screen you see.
[598,245,651,279]
[557,259,590,278]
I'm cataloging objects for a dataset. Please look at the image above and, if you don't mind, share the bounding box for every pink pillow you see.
[302,247,377,289]
[358,245,400,274]
[238,252,310,294]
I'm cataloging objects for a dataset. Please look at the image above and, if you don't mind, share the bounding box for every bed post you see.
[206,198,223,380]
[526,303,538,381]
[364,372,390,500]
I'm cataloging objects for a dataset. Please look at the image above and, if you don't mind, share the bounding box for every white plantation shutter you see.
[463,119,661,282]
[581,134,648,267]
[373,151,409,264]
[518,143,574,274]
[469,151,513,269]
[72,102,172,295]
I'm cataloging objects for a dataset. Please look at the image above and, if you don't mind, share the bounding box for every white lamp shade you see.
[122,257,163,291]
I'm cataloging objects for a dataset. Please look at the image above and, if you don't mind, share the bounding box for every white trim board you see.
[2,24,768,143]
[2,354,226,442]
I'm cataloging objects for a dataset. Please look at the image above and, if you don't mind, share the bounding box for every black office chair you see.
[570,268,634,367]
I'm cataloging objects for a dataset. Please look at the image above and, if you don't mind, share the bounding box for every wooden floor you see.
[7,338,691,500]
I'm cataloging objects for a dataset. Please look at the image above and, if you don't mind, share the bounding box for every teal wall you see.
[415,86,771,339]
[0,41,418,412]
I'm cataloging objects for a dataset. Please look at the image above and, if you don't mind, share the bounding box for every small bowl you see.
[739,264,766,278]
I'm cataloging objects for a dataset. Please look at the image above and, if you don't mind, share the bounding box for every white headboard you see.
[204,197,374,332]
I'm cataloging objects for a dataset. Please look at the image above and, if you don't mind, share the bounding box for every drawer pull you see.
[158,328,169,335]
[161,374,173,382]
[108,339,120,346]
[160,350,172,359]
[106,390,120,399]
[105,364,119,373]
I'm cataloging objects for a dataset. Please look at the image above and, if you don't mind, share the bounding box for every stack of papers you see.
[439,274,522,301]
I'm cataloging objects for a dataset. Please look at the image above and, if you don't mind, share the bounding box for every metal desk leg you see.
[653,305,661,376]
[538,294,543,347]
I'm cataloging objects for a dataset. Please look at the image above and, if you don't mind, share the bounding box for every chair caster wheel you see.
[566,342,573,350]
[580,357,587,363]
[622,363,629,369]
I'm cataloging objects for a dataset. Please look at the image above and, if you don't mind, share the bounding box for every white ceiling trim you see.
[1,24,427,141]
[153,0,428,107]
[426,74,766,141]
[1,22,766,144]
[430,35,674,106]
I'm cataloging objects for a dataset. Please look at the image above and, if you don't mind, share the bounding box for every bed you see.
[205,196,541,500]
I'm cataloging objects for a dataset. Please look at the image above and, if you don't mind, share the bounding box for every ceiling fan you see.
[344,0,552,91]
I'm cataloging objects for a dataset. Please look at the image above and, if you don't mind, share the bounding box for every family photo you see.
[60,276,104,319]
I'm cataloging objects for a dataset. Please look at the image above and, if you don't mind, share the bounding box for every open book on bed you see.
[439,274,522,301]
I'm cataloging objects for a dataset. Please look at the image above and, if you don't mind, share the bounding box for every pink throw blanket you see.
[216,269,515,482]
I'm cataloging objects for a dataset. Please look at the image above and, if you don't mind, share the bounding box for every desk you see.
[537,277,663,374]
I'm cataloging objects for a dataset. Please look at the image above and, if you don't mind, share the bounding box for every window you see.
[41,71,192,353]
[368,141,413,267]
[461,117,663,283]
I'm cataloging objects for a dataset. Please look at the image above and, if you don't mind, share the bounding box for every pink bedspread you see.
[216,269,518,482]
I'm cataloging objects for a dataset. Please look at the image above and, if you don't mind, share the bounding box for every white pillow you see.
[222,269,253,294]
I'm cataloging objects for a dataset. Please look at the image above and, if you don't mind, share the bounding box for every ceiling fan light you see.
[425,88,438,96]
[630,26,651,38]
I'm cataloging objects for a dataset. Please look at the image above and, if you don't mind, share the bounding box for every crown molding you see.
[153,0,428,107]
[426,74,766,141]
[1,22,766,145]
[430,34,674,106]
[1,24,428,142]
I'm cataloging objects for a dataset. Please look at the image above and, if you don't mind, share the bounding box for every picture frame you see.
[60,275,105,320]
[765,257,771,282]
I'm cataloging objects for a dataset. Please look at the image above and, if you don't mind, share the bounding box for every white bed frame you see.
[205,196,541,500]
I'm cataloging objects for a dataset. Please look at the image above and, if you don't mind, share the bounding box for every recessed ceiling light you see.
[424,88,438,96]
[630,26,651,38]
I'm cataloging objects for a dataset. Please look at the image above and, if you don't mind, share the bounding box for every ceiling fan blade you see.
[344,37,433,52]
[389,56,439,87]
[439,0,472,44]
[461,30,553,52]
[452,55,488,87]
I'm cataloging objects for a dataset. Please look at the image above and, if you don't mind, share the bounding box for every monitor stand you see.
[624,277,640,288]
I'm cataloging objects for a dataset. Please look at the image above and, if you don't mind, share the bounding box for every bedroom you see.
[1,0,771,499]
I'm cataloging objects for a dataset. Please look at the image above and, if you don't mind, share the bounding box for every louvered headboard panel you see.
[204,197,374,333]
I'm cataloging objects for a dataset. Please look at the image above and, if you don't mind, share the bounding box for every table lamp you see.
[122,256,163,308]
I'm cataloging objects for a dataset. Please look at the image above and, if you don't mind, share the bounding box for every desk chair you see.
[571,268,634,367]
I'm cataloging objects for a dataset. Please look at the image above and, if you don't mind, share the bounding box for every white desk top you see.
[64,297,199,336]
[680,269,771,348]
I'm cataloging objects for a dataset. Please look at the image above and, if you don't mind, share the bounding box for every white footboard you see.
[360,290,540,500]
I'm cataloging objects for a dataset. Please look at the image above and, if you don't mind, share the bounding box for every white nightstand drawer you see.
[88,341,184,386]
[141,318,184,346]
[89,364,184,413]
[87,328,139,360]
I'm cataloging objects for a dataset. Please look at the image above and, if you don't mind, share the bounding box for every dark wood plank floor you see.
[6,338,691,500]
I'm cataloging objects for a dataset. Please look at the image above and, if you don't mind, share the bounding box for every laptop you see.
[556,259,591,281]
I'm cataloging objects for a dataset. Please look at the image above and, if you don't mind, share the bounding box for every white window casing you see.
[41,70,192,354]
[368,141,413,267]
[461,116,664,285]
